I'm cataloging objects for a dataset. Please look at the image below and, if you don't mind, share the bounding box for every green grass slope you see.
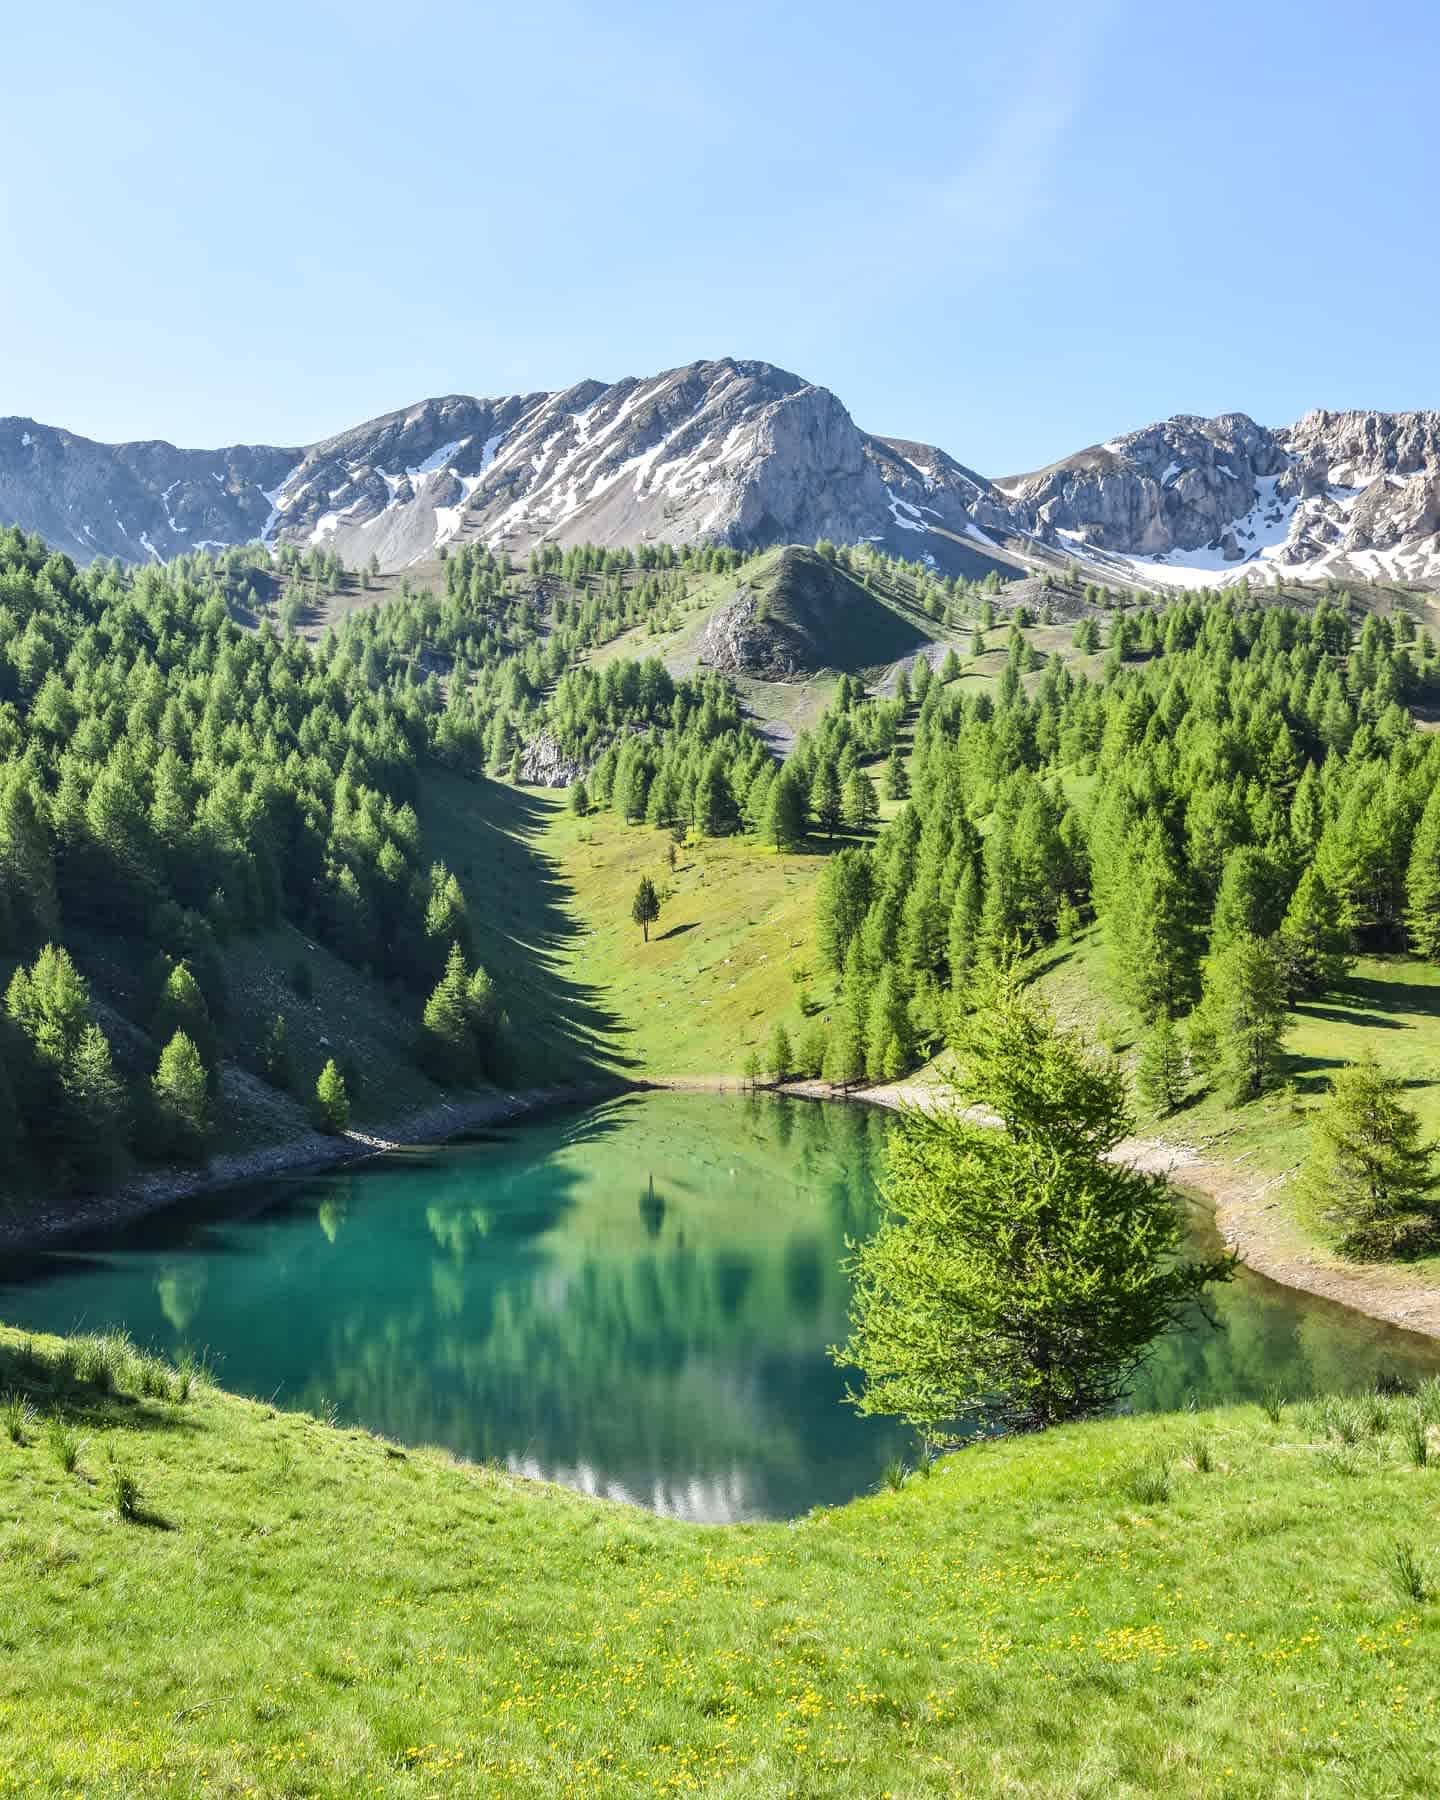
[3,1322,1439,1795]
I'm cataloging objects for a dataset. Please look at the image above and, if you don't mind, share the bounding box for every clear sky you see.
[4,0,1437,475]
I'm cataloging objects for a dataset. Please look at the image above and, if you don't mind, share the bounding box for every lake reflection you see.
[3,1092,1437,1519]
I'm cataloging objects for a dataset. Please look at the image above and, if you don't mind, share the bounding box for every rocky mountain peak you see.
[4,370,1440,592]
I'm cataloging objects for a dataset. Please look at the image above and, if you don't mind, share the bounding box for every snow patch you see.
[885,486,930,533]
[260,460,309,543]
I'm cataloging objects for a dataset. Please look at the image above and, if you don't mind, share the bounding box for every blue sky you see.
[4,0,1437,474]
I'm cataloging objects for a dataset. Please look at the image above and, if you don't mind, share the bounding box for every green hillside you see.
[3,1321,1438,1796]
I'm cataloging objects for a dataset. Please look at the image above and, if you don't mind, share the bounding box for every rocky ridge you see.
[4,365,1440,588]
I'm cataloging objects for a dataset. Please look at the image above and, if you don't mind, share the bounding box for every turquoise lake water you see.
[3,1091,1437,1520]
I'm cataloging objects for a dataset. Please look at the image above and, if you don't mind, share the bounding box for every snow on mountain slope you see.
[1005,408,1440,588]
[5,369,1440,590]
[0,362,1027,579]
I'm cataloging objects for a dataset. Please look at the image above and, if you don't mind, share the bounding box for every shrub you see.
[105,1456,143,1522]
[44,1417,82,1475]
[1378,1538,1429,1604]
[1120,1456,1172,1506]
[2,1391,35,1444]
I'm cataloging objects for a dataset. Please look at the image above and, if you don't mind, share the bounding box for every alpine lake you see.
[4,1091,1438,1522]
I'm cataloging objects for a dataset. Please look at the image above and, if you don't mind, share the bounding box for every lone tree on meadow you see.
[1296,1054,1439,1260]
[631,875,661,943]
[834,962,1231,1442]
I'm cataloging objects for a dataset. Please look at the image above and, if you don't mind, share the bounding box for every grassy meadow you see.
[3,1322,1440,1795]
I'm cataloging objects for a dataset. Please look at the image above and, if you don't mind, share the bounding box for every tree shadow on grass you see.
[420,772,644,1079]
[1293,1001,1409,1031]
[654,921,700,943]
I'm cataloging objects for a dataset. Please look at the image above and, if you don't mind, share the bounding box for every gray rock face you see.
[0,360,1020,578]
[6,371,1440,588]
[1001,407,1440,583]
[517,733,586,788]
[0,418,297,564]
[1007,414,1288,554]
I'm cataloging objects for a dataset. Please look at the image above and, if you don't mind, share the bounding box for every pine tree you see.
[764,767,808,851]
[1108,823,1198,1023]
[864,967,911,1081]
[794,1018,828,1078]
[1406,783,1440,958]
[815,848,875,973]
[314,1058,351,1135]
[262,1012,292,1090]
[1297,1055,1438,1259]
[631,875,661,942]
[883,749,909,801]
[1208,846,1280,956]
[842,768,880,833]
[766,1021,794,1084]
[947,862,983,994]
[419,943,475,1083]
[151,1031,212,1162]
[64,1023,127,1186]
[6,943,92,1071]
[823,1011,866,1088]
[835,961,1231,1439]
[1190,932,1287,1104]
[1136,1015,1187,1116]
[153,961,220,1092]
[810,760,844,841]
[1278,866,1352,997]
[570,778,590,816]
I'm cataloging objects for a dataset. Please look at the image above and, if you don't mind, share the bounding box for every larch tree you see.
[1296,1054,1438,1259]
[834,962,1231,1441]
[631,875,661,943]
[1189,931,1288,1104]
[315,1058,351,1135]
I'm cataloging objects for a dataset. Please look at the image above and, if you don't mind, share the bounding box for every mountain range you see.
[4,358,1439,588]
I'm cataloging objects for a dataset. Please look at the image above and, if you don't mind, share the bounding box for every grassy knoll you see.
[4,1322,1440,1794]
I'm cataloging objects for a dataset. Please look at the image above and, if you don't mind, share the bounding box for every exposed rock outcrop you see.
[517,733,586,788]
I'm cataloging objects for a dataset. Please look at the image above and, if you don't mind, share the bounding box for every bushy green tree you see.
[835,963,1231,1439]
[314,1058,351,1134]
[766,1021,794,1084]
[152,961,220,1092]
[1136,1014,1187,1116]
[151,1031,212,1162]
[1405,783,1440,958]
[1278,866,1352,997]
[883,749,909,801]
[1189,932,1287,1104]
[764,768,808,851]
[809,760,843,842]
[631,875,661,942]
[843,768,880,833]
[1296,1055,1438,1259]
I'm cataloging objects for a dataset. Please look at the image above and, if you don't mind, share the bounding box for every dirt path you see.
[644,1074,1440,1343]
[0,1080,620,1253]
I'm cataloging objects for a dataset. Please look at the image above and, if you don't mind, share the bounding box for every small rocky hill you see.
[697,547,932,678]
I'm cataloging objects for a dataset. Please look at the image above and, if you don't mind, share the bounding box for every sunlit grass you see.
[3,1319,1440,1794]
